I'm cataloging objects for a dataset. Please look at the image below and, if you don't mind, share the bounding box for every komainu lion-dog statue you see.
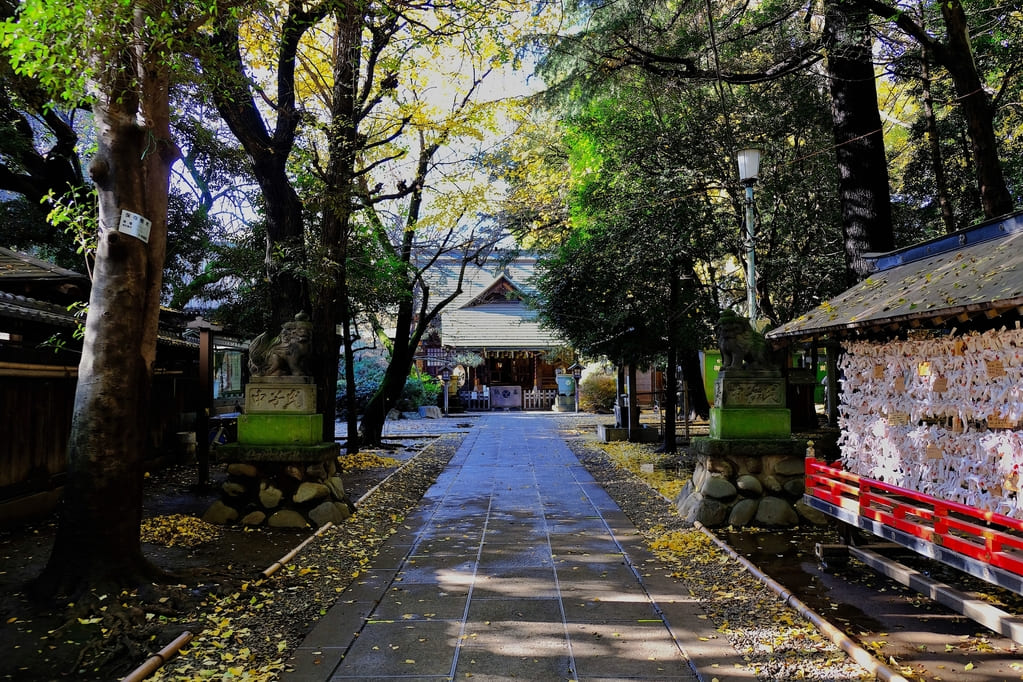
[716,309,769,369]
[248,312,313,377]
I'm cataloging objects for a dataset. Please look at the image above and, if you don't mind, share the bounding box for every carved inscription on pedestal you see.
[717,379,785,408]
[245,383,316,414]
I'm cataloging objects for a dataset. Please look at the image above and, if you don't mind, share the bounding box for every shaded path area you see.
[285,412,737,681]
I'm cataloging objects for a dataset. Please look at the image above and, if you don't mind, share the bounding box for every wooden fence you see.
[0,369,198,524]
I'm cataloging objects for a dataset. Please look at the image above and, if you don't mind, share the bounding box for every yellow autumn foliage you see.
[338,452,402,472]
[648,529,721,564]
[596,441,688,501]
[141,514,221,548]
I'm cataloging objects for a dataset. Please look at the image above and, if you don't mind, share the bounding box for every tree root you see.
[70,604,148,676]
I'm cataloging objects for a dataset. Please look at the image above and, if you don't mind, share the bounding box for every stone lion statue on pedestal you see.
[717,310,768,369]
[248,312,313,377]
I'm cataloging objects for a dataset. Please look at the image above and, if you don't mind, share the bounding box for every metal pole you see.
[443,379,449,416]
[745,182,757,324]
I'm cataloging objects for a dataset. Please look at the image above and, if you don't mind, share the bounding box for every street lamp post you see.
[737,148,761,325]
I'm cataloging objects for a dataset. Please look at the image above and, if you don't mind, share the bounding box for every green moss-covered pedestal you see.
[709,369,790,439]
[675,369,822,529]
[203,377,349,529]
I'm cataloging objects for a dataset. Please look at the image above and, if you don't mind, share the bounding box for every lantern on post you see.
[568,361,583,412]
[440,365,452,416]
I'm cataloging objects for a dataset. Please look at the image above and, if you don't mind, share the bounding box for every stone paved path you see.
[285,412,747,681]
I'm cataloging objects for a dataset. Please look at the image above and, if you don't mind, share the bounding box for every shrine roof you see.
[425,253,539,308]
[0,290,198,351]
[441,303,563,350]
[767,212,1023,343]
[0,247,87,283]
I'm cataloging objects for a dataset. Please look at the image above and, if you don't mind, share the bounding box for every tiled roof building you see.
[420,254,571,410]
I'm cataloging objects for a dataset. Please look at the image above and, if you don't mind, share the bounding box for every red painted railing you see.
[805,459,1023,578]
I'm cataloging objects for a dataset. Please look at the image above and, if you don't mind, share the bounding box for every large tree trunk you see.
[208,13,317,329]
[661,350,677,453]
[938,0,1013,218]
[33,10,178,599]
[310,6,363,443]
[359,302,416,446]
[680,348,710,419]
[919,40,957,234]
[856,0,1013,220]
[252,156,309,329]
[824,0,895,284]
[660,270,680,453]
[341,301,360,454]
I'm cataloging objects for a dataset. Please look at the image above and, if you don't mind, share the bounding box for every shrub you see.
[336,354,388,418]
[336,357,443,417]
[396,371,442,412]
[579,373,617,412]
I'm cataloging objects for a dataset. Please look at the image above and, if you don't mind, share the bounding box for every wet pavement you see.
[285,412,743,681]
[334,413,481,439]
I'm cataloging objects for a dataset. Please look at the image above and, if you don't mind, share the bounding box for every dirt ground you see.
[0,439,427,681]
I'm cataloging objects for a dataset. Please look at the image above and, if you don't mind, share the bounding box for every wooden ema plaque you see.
[873,365,885,379]
[894,376,905,393]
[987,359,1007,379]
[988,414,1019,430]
[925,444,942,460]
[887,412,910,426]
[932,376,948,393]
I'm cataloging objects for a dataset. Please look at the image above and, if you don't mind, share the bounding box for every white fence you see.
[459,388,557,411]
[523,388,557,411]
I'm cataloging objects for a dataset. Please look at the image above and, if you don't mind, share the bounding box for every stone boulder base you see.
[736,474,763,496]
[309,500,352,527]
[241,511,267,526]
[728,498,759,527]
[755,496,799,526]
[702,476,737,501]
[794,500,830,525]
[204,442,353,528]
[268,510,309,529]
[203,500,240,525]
[674,436,810,528]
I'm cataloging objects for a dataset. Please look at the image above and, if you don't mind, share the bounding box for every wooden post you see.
[826,343,839,427]
[187,315,222,489]
[197,326,213,488]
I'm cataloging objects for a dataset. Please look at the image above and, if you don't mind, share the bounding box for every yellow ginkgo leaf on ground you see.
[141,514,220,547]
